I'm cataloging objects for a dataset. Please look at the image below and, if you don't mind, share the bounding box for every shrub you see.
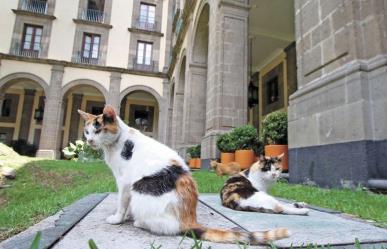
[260,110,288,145]
[187,144,201,158]
[10,139,38,157]
[62,140,103,162]
[229,125,258,150]
[216,133,236,153]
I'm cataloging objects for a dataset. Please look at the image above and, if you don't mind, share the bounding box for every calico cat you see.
[220,155,309,215]
[78,106,290,245]
[210,160,241,176]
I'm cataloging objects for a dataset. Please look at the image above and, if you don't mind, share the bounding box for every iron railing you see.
[80,9,106,23]
[134,18,158,32]
[10,42,41,58]
[20,0,48,14]
[72,52,101,65]
[132,58,156,72]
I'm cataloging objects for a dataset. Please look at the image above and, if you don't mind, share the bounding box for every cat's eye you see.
[85,130,89,135]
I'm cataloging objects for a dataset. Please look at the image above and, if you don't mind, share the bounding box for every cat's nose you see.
[88,139,95,145]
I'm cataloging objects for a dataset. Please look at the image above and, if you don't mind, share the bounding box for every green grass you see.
[0,159,115,241]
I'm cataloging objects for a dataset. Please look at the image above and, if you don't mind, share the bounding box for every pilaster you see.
[107,72,121,112]
[18,89,35,141]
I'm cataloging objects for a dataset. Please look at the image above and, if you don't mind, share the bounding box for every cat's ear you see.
[78,109,93,121]
[102,105,116,124]
[259,155,265,162]
[277,153,285,161]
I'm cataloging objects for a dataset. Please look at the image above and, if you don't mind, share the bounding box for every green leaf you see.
[88,239,99,249]
[29,231,41,249]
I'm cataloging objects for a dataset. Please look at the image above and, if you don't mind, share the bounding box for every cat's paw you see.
[106,214,124,225]
[293,202,308,208]
[298,208,310,215]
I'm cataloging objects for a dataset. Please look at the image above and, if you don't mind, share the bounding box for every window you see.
[87,0,104,11]
[1,99,12,117]
[139,3,156,25]
[136,41,152,65]
[22,24,43,52]
[129,104,154,132]
[82,33,100,59]
[91,106,103,115]
[266,76,279,104]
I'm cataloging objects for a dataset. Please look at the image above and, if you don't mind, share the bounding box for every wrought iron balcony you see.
[80,8,106,23]
[134,18,158,32]
[10,42,41,58]
[72,52,101,65]
[132,58,156,72]
[20,0,48,14]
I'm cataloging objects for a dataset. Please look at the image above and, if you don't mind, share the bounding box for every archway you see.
[0,74,47,155]
[62,83,106,148]
[120,89,160,139]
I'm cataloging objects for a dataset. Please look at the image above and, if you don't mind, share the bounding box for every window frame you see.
[139,2,156,25]
[21,24,43,52]
[136,40,153,65]
[81,32,101,59]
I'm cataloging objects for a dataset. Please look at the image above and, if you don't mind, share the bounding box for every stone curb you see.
[1,193,108,249]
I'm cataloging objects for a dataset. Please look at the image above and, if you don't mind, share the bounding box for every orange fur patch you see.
[175,174,198,230]
[170,159,182,167]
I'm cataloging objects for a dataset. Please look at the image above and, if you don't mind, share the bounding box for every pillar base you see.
[201,130,223,159]
[36,149,60,159]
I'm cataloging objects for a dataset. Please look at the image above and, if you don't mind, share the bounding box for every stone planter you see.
[235,149,255,169]
[264,145,288,172]
[220,152,235,164]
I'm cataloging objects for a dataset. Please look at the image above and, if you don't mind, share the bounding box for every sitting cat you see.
[220,155,309,215]
[78,106,290,245]
[210,160,241,176]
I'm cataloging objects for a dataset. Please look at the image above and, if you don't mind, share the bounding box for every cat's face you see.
[78,105,119,149]
[210,160,218,169]
[254,154,283,182]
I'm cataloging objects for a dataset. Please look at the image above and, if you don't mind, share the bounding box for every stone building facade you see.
[167,0,387,187]
[0,0,173,158]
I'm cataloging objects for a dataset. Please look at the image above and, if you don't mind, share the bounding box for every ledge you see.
[73,19,113,29]
[0,53,167,78]
[127,27,164,37]
[12,9,56,20]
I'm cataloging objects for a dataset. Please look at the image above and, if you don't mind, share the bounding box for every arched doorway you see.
[120,90,160,139]
[62,83,106,148]
[0,74,47,155]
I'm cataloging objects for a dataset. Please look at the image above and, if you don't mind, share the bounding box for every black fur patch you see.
[261,158,277,172]
[132,165,187,196]
[121,140,134,160]
[103,114,115,124]
[221,175,258,200]
[244,168,250,177]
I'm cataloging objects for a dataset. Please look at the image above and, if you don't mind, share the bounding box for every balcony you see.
[20,0,48,14]
[80,9,107,23]
[72,52,101,65]
[10,42,41,58]
[132,58,156,72]
[134,18,158,32]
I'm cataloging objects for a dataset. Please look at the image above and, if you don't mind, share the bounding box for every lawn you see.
[1,156,387,242]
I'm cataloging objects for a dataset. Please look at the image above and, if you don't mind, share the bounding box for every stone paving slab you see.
[53,194,257,249]
[199,194,387,248]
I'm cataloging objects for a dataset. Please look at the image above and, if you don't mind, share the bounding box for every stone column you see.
[157,78,169,144]
[68,93,83,144]
[107,72,121,112]
[289,0,387,187]
[18,89,35,141]
[37,65,64,159]
[201,0,249,159]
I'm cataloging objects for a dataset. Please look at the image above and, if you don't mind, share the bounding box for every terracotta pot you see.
[235,149,255,169]
[189,159,196,168]
[194,158,201,169]
[264,145,289,172]
[220,152,235,164]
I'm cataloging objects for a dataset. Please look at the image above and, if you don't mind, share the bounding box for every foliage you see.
[10,139,38,157]
[187,144,201,158]
[62,140,102,162]
[229,125,258,150]
[251,137,263,156]
[216,133,237,153]
[260,110,288,145]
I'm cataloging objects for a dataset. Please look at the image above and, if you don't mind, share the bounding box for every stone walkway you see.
[1,193,387,249]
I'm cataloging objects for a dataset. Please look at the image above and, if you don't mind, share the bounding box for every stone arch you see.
[119,85,162,108]
[0,72,49,93]
[61,79,108,101]
[191,2,210,64]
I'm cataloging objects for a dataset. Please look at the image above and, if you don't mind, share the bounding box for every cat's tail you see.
[184,225,290,245]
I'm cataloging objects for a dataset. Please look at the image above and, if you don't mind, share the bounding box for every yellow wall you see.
[121,74,164,97]
[62,67,110,93]
[0,0,17,53]
[0,60,52,86]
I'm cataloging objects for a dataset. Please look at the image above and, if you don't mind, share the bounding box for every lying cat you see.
[210,160,241,176]
[220,155,309,215]
[78,106,289,245]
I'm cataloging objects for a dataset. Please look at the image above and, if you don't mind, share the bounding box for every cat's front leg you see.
[106,183,131,225]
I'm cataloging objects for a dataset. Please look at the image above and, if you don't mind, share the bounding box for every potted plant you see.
[260,110,288,172]
[187,144,201,169]
[216,133,237,163]
[230,125,258,169]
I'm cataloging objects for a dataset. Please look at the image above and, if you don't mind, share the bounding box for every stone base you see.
[289,139,387,188]
[36,149,60,159]
[201,131,222,159]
